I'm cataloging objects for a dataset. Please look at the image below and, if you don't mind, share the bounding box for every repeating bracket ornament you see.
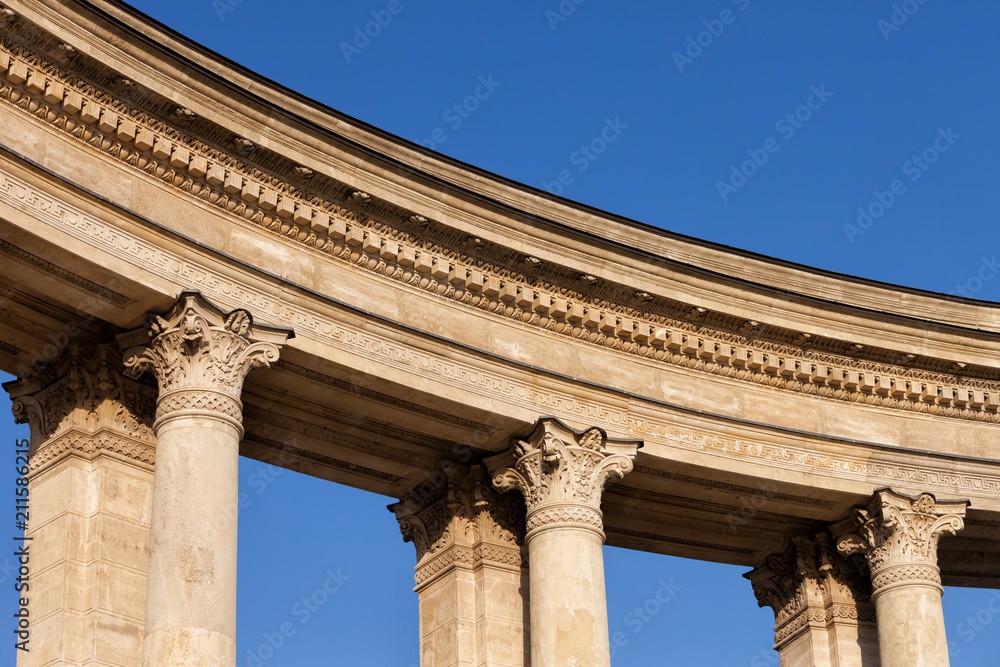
[486,417,641,536]
[115,291,292,429]
[834,488,968,594]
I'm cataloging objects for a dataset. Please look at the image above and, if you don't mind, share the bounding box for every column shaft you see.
[117,291,290,667]
[527,526,609,667]
[487,418,640,667]
[837,488,967,667]
[873,583,948,667]
[142,415,241,663]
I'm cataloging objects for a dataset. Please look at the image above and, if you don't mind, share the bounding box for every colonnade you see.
[7,293,970,667]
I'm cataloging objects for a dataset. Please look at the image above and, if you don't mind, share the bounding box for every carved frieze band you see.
[3,162,1000,497]
[1,24,1000,426]
[525,504,604,534]
[154,390,242,422]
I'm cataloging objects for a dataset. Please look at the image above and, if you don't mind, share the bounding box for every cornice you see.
[3,8,1000,426]
[5,155,1000,504]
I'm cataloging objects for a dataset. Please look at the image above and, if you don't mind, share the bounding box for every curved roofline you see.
[84,0,997,310]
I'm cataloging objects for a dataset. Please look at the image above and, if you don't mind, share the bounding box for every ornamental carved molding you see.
[746,532,875,650]
[2,12,1000,425]
[4,161,1000,499]
[116,291,291,429]
[835,488,968,596]
[486,417,641,537]
[26,430,156,473]
[390,467,526,589]
[5,345,156,453]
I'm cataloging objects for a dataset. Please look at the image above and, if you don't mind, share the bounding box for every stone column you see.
[5,346,157,666]
[390,467,529,667]
[486,418,641,667]
[746,533,880,667]
[835,489,968,667]
[116,291,290,667]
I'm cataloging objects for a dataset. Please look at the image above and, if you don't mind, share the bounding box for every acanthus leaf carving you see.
[116,291,290,427]
[6,346,156,452]
[745,531,875,650]
[834,488,968,594]
[390,466,527,588]
[486,418,640,535]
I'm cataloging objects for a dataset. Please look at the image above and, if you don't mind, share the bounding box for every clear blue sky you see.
[5,1,1000,665]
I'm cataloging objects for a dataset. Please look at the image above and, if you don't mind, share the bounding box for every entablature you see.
[2,8,1000,432]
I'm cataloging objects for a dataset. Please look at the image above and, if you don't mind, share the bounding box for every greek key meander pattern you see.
[3,167,1000,497]
[3,29,1000,426]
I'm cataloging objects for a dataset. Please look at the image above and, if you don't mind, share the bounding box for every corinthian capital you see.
[835,488,968,594]
[115,291,292,428]
[485,417,641,536]
[5,346,156,468]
